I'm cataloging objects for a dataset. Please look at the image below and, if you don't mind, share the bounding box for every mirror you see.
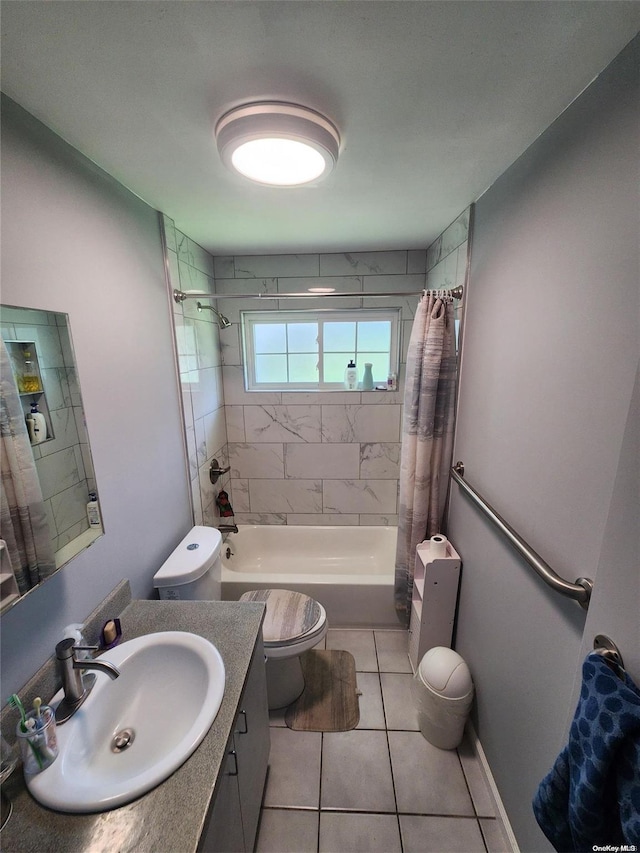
[1,305,103,614]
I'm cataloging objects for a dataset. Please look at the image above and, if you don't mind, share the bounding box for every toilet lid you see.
[239,589,323,646]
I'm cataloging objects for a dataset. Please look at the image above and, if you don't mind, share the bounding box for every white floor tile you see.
[263,728,322,809]
[380,672,420,730]
[356,672,386,730]
[268,706,287,727]
[399,815,486,853]
[321,730,396,812]
[374,630,412,672]
[458,733,496,817]
[388,731,475,816]
[326,629,378,671]
[320,812,402,852]
[256,809,319,853]
[480,817,513,852]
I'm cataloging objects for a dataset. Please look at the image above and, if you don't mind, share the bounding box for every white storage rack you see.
[408,538,462,672]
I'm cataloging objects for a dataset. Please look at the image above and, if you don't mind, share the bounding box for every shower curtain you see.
[394,293,457,624]
[0,339,55,595]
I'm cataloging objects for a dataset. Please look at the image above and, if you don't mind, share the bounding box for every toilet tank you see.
[153,526,223,601]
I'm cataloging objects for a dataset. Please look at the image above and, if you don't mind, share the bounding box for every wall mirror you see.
[1,305,103,614]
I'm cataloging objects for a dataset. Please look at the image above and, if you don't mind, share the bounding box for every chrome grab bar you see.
[450,462,593,610]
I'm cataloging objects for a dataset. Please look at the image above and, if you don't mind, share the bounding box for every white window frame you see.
[241,308,401,392]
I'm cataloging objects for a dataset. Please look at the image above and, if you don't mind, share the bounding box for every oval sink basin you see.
[27,631,225,813]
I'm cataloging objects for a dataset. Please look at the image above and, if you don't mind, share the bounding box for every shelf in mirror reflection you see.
[1,303,103,616]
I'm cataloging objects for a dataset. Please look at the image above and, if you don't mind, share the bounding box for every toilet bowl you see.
[239,588,328,709]
[152,527,328,710]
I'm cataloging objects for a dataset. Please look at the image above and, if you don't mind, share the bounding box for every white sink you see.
[27,631,225,813]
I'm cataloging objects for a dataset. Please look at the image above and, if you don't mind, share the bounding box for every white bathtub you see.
[221,525,398,628]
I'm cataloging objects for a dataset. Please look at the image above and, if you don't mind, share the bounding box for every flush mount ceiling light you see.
[215,102,340,187]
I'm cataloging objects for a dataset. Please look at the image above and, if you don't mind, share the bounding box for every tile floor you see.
[255,629,511,853]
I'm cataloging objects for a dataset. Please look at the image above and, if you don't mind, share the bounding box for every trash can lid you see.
[418,647,473,698]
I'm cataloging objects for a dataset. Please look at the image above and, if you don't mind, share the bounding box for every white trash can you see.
[412,646,474,750]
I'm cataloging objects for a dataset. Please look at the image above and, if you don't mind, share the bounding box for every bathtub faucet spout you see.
[219,523,238,535]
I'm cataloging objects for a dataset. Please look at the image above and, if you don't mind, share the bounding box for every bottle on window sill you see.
[362,363,374,391]
[344,360,358,390]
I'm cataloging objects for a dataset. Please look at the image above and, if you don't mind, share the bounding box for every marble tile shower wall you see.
[1,308,94,553]
[425,208,470,294]
[161,209,469,530]
[214,250,430,527]
[162,215,230,528]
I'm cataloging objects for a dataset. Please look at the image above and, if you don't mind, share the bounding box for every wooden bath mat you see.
[285,649,360,732]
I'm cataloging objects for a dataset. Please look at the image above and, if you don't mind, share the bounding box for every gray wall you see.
[0,97,192,694]
[448,37,639,850]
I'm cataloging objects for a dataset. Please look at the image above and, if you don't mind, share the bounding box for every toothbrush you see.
[25,718,55,763]
[7,694,27,732]
[31,698,55,760]
[33,697,43,729]
[8,694,44,769]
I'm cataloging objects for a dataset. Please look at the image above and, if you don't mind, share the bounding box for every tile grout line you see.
[456,748,490,852]
[374,630,405,853]
[317,730,324,852]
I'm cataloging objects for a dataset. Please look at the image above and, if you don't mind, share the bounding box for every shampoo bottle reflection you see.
[26,403,46,444]
[87,492,102,528]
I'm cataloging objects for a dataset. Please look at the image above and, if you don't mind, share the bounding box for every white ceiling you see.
[1,2,638,255]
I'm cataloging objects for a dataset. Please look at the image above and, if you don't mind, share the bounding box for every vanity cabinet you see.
[0,598,268,853]
[203,740,244,852]
[201,633,270,853]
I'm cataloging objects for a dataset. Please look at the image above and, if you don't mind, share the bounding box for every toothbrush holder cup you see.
[16,706,58,776]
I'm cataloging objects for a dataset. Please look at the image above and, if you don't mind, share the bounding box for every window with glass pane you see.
[242,309,399,391]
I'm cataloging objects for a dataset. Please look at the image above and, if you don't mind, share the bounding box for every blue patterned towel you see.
[533,653,640,852]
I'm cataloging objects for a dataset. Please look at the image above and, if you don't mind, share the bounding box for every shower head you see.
[196,302,232,329]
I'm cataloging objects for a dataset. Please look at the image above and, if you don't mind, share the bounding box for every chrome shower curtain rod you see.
[173,285,463,303]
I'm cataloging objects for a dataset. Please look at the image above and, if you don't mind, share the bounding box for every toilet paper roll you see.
[430,534,448,558]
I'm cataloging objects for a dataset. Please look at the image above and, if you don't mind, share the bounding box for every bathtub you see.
[221,525,398,628]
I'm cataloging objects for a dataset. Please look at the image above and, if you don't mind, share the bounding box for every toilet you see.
[239,588,328,709]
[153,525,223,601]
[152,526,328,710]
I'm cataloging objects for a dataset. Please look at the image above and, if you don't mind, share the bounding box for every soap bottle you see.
[25,410,36,444]
[344,360,358,390]
[87,492,102,528]
[362,363,374,391]
[28,403,47,444]
[63,623,93,687]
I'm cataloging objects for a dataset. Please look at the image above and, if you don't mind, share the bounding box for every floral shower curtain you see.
[0,339,55,595]
[394,293,457,624]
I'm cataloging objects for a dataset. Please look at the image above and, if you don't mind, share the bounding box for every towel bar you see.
[593,634,625,678]
[450,462,593,610]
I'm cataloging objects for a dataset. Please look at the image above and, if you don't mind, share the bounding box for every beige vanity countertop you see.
[1,599,266,853]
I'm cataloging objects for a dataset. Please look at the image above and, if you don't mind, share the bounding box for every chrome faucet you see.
[218,523,238,535]
[54,638,120,724]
